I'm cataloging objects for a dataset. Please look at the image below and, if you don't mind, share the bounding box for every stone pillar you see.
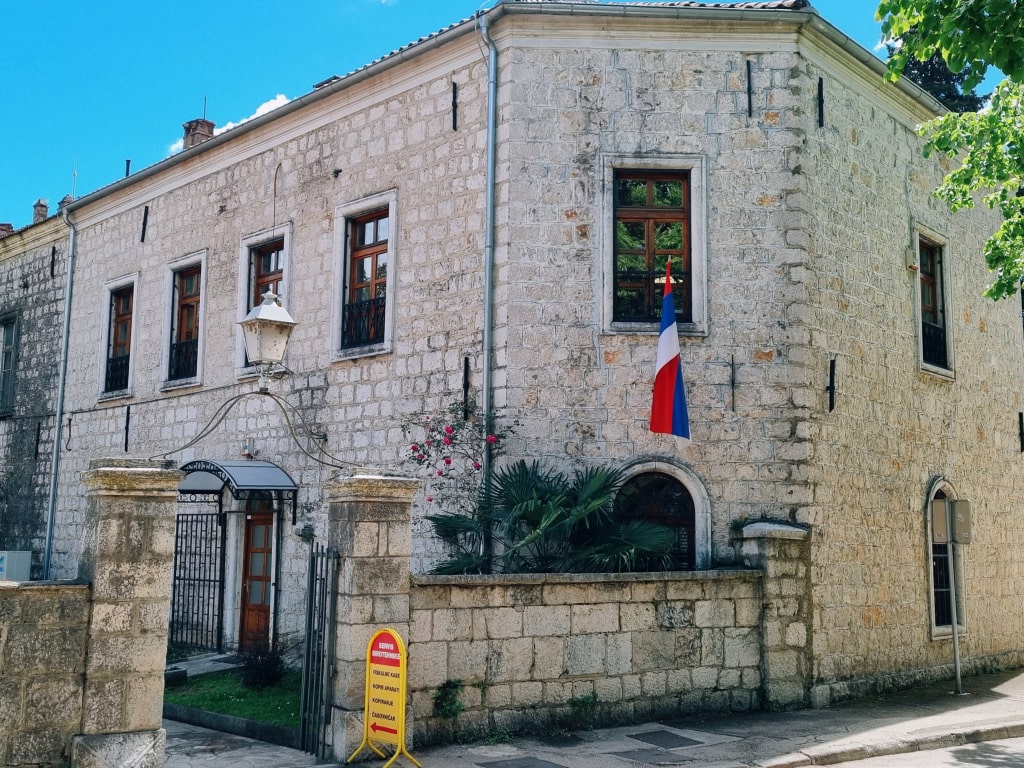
[740,521,812,710]
[326,473,419,762]
[71,458,182,768]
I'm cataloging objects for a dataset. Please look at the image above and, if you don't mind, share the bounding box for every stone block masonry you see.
[407,571,763,743]
[0,581,89,767]
[0,458,181,768]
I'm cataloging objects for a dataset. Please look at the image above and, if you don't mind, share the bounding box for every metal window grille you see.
[168,338,199,380]
[341,296,386,349]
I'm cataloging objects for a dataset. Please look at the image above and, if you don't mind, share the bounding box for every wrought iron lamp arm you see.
[150,390,355,470]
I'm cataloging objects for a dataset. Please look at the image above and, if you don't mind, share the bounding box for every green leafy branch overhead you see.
[878,0,1024,299]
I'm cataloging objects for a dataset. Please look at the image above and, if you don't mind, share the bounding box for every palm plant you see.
[427,460,676,574]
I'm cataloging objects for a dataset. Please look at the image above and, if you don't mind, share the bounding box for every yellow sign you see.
[347,628,421,768]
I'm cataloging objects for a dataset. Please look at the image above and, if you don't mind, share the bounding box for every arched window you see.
[615,472,696,570]
[926,479,966,637]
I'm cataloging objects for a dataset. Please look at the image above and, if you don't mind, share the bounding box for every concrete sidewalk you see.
[165,667,1024,767]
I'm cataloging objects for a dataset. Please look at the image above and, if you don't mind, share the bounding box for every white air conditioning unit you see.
[0,551,31,581]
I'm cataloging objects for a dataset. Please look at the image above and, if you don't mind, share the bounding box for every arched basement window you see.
[615,471,696,570]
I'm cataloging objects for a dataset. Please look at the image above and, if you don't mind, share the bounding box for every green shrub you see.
[428,460,675,574]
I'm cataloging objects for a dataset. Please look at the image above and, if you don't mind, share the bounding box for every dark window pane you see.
[932,543,951,626]
[615,252,646,272]
[616,222,645,251]
[616,179,647,207]
[613,171,691,324]
[653,180,683,207]
[655,222,683,251]
[357,258,373,283]
[345,209,390,348]
[615,472,696,570]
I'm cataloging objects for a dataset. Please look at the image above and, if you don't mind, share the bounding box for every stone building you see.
[0,201,68,570]
[5,0,1023,710]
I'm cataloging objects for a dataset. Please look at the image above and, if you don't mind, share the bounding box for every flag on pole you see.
[650,261,691,440]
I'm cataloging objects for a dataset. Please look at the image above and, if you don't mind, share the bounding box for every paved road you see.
[164,720,318,768]
[827,736,1024,767]
[164,666,1024,768]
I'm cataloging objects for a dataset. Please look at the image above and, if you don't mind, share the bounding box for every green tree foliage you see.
[887,36,986,112]
[877,0,1024,299]
[427,460,676,574]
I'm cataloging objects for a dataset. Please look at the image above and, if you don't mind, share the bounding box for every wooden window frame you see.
[0,316,16,414]
[917,233,952,373]
[250,239,284,309]
[105,285,134,392]
[612,169,692,325]
[341,208,389,349]
[168,264,202,381]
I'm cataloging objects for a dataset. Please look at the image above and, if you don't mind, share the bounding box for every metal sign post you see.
[935,498,971,696]
[944,498,963,695]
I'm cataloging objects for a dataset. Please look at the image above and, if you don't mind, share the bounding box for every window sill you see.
[605,322,707,337]
[333,342,390,362]
[161,377,201,392]
[930,625,967,641]
[98,389,133,403]
[919,363,955,382]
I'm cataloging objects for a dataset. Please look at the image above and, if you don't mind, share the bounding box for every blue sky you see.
[0,1,919,230]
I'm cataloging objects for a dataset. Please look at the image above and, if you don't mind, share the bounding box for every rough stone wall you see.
[798,52,1024,685]
[0,459,179,768]
[408,572,762,743]
[0,221,67,570]
[37,3,1024,697]
[493,15,813,564]
[0,582,89,767]
[52,34,492,648]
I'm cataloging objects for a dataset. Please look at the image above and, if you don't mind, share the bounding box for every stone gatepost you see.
[326,473,419,762]
[740,521,812,710]
[71,458,182,768]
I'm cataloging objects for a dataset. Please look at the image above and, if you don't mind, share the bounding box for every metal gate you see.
[300,542,338,757]
[170,512,225,654]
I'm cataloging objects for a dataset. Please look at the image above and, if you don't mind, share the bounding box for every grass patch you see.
[164,668,301,729]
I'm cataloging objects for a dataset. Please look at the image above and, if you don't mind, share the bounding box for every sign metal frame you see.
[347,627,421,768]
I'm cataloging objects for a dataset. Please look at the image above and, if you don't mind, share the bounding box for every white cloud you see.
[167,94,292,155]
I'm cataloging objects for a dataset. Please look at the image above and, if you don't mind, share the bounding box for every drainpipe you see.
[479,10,499,569]
[44,205,77,579]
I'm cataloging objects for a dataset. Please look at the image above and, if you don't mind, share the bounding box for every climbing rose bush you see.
[402,400,508,516]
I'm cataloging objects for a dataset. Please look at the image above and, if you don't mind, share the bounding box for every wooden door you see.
[239,510,274,653]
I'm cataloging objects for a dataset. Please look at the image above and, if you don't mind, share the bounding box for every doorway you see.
[239,501,274,653]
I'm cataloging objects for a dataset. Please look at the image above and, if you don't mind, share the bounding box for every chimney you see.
[33,199,48,224]
[182,118,215,150]
[0,224,14,238]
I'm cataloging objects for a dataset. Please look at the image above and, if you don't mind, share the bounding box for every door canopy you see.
[178,459,298,521]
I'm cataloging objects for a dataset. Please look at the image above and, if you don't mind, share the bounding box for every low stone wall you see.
[0,581,90,767]
[0,459,181,768]
[407,570,763,743]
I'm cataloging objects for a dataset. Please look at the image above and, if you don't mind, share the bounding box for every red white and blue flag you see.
[650,262,691,440]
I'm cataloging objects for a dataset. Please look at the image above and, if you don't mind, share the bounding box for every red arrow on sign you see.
[371,722,398,735]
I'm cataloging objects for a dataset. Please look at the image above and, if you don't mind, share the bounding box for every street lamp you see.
[157,289,353,472]
[239,291,297,391]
